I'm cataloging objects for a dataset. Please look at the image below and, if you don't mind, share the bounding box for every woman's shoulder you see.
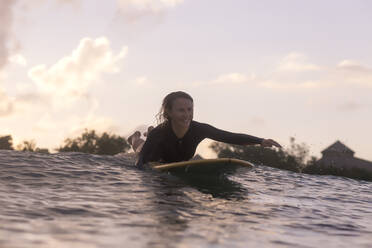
[148,123,169,137]
[191,120,211,128]
[190,121,216,134]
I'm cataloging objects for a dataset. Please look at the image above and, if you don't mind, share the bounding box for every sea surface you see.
[0,150,371,248]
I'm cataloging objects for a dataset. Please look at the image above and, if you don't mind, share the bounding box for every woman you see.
[133,91,281,167]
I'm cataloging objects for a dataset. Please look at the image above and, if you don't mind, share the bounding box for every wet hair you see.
[156,91,193,125]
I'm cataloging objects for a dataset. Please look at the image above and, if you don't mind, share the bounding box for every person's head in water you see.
[157,91,194,128]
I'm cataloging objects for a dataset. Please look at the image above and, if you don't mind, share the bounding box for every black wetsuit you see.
[136,120,263,167]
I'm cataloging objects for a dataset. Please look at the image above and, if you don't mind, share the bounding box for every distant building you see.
[317,141,372,173]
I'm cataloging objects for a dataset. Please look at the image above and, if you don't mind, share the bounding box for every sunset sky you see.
[1,0,371,160]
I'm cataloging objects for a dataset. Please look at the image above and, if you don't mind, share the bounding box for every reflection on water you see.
[0,150,371,248]
[174,173,247,200]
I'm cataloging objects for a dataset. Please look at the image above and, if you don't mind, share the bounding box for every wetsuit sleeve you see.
[199,123,264,145]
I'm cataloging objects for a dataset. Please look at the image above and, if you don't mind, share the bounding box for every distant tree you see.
[16,140,50,154]
[0,135,14,150]
[287,137,311,167]
[16,140,36,152]
[58,129,130,155]
[303,161,372,181]
[210,137,372,182]
[210,137,311,172]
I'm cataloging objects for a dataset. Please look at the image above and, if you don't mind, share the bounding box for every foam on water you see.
[0,150,371,248]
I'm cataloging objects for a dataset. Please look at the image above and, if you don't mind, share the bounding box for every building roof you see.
[321,140,354,156]
[318,140,372,172]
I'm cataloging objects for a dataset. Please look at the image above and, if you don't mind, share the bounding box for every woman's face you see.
[167,97,193,128]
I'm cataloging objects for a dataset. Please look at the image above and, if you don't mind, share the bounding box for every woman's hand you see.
[261,139,282,148]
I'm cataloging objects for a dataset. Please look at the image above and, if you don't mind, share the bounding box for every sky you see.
[1,0,371,160]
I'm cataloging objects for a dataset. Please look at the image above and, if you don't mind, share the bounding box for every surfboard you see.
[149,158,254,175]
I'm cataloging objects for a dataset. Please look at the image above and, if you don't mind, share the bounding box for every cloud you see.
[191,73,256,87]
[0,37,128,149]
[334,60,372,88]
[258,52,327,89]
[277,52,321,72]
[337,60,372,74]
[258,53,372,90]
[0,0,17,70]
[117,0,184,20]
[13,92,50,111]
[259,80,327,90]
[189,53,372,91]
[337,60,372,72]
[0,88,13,117]
[2,0,84,72]
[213,73,256,84]
[132,76,149,85]
[28,37,128,106]
[8,53,27,66]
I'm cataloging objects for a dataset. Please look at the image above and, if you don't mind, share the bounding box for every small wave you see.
[47,207,98,217]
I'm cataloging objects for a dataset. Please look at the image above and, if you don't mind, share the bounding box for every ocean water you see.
[0,150,371,248]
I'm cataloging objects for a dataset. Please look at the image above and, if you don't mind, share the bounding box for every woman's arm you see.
[199,122,281,147]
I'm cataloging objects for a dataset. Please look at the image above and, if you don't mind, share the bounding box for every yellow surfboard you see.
[149,158,254,174]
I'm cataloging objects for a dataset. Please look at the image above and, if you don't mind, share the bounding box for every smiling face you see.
[167,97,194,129]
